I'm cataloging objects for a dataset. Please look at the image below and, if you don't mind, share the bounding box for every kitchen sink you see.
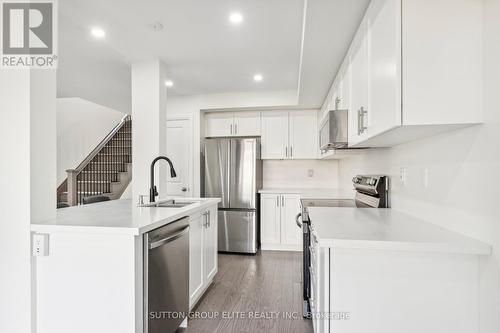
[143,200,197,208]
[156,200,196,208]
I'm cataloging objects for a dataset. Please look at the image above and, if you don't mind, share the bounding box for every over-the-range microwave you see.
[319,110,348,150]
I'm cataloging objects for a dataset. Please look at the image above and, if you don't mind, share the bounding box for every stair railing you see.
[66,114,131,206]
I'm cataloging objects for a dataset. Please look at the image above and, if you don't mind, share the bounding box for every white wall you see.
[0,69,56,333]
[263,160,339,189]
[166,90,299,196]
[338,1,500,331]
[57,98,125,185]
[57,15,131,114]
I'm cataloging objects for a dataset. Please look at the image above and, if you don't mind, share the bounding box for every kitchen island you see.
[307,207,491,333]
[31,197,220,333]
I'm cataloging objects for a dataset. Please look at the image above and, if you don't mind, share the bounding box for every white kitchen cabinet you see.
[205,111,261,137]
[261,194,281,244]
[203,206,218,282]
[205,112,234,137]
[280,194,302,245]
[348,20,369,146]
[343,0,482,147]
[261,111,289,159]
[365,0,402,138]
[188,212,204,307]
[189,204,219,309]
[260,193,301,250]
[261,111,318,160]
[233,111,261,136]
[289,111,318,159]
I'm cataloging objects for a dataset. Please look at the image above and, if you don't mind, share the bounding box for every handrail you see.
[71,114,131,174]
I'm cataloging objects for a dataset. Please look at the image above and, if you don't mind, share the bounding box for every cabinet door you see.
[233,111,261,136]
[260,194,281,244]
[288,111,318,159]
[366,0,402,138]
[339,63,351,110]
[189,213,204,308]
[261,111,289,159]
[203,206,218,283]
[205,112,234,137]
[280,194,302,245]
[348,20,369,146]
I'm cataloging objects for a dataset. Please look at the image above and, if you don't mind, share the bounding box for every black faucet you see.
[150,156,177,203]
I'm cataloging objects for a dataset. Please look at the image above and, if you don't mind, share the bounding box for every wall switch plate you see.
[307,169,314,177]
[32,233,49,256]
[400,167,407,186]
[423,168,429,188]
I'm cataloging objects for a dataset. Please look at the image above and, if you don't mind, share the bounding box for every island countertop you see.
[31,198,221,235]
[308,207,491,255]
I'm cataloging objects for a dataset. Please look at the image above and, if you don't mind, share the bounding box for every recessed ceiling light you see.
[253,74,263,82]
[91,27,106,39]
[165,80,174,87]
[229,12,243,24]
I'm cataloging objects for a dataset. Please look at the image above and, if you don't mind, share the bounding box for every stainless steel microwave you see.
[319,110,348,150]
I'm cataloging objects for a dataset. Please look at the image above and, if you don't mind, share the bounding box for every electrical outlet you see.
[307,169,314,178]
[32,233,49,256]
[400,167,407,186]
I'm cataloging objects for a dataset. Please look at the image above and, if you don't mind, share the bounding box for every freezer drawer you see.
[218,210,257,254]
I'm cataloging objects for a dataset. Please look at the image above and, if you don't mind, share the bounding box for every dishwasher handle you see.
[149,226,190,250]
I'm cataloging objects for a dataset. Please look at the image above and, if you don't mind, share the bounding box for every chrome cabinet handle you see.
[290,146,293,158]
[285,146,288,158]
[230,124,233,135]
[281,195,284,207]
[277,195,280,207]
[234,124,237,135]
[358,107,368,135]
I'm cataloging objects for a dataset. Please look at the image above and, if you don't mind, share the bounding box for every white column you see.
[0,68,56,332]
[131,60,168,202]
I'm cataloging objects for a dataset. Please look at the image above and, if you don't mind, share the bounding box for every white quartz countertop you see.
[31,198,221,236]
[308,207,491,255]
[258,188,355,200]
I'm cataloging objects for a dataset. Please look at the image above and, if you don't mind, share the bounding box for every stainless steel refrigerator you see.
[203,137,262,254]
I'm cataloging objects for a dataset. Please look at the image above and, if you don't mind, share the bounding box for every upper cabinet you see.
[205,111,261,137]
[322,0,482,148]
[261,110,318,160]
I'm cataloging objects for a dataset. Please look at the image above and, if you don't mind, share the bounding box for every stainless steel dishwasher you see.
[144,217,189,333]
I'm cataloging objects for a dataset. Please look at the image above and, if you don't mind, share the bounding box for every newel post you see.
[66,169,78,206]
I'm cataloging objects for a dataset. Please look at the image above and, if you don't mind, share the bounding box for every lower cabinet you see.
[189,204,218,309]
[309,225,482,333]
[260,193,301,250]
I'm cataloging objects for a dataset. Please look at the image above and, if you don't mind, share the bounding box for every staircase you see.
[57,115,132,207]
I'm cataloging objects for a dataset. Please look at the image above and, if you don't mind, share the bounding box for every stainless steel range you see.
[295,175,390,318]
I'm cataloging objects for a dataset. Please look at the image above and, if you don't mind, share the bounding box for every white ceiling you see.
[58,0,370,110]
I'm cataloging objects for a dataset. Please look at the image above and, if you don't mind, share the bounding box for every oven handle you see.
[295,213,303,228]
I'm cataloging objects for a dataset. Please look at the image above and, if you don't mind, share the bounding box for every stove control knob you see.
[369,179,377,186]
[352,177,361,184]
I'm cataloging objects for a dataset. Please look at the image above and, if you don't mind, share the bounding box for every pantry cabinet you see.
[260,193,301,250]
[189,205,218,309]
[261,111,318,160]
[320,0,482,148]
[205,111,261,137]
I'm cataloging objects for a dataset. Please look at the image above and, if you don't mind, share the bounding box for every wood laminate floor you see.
[178,251,313,333]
